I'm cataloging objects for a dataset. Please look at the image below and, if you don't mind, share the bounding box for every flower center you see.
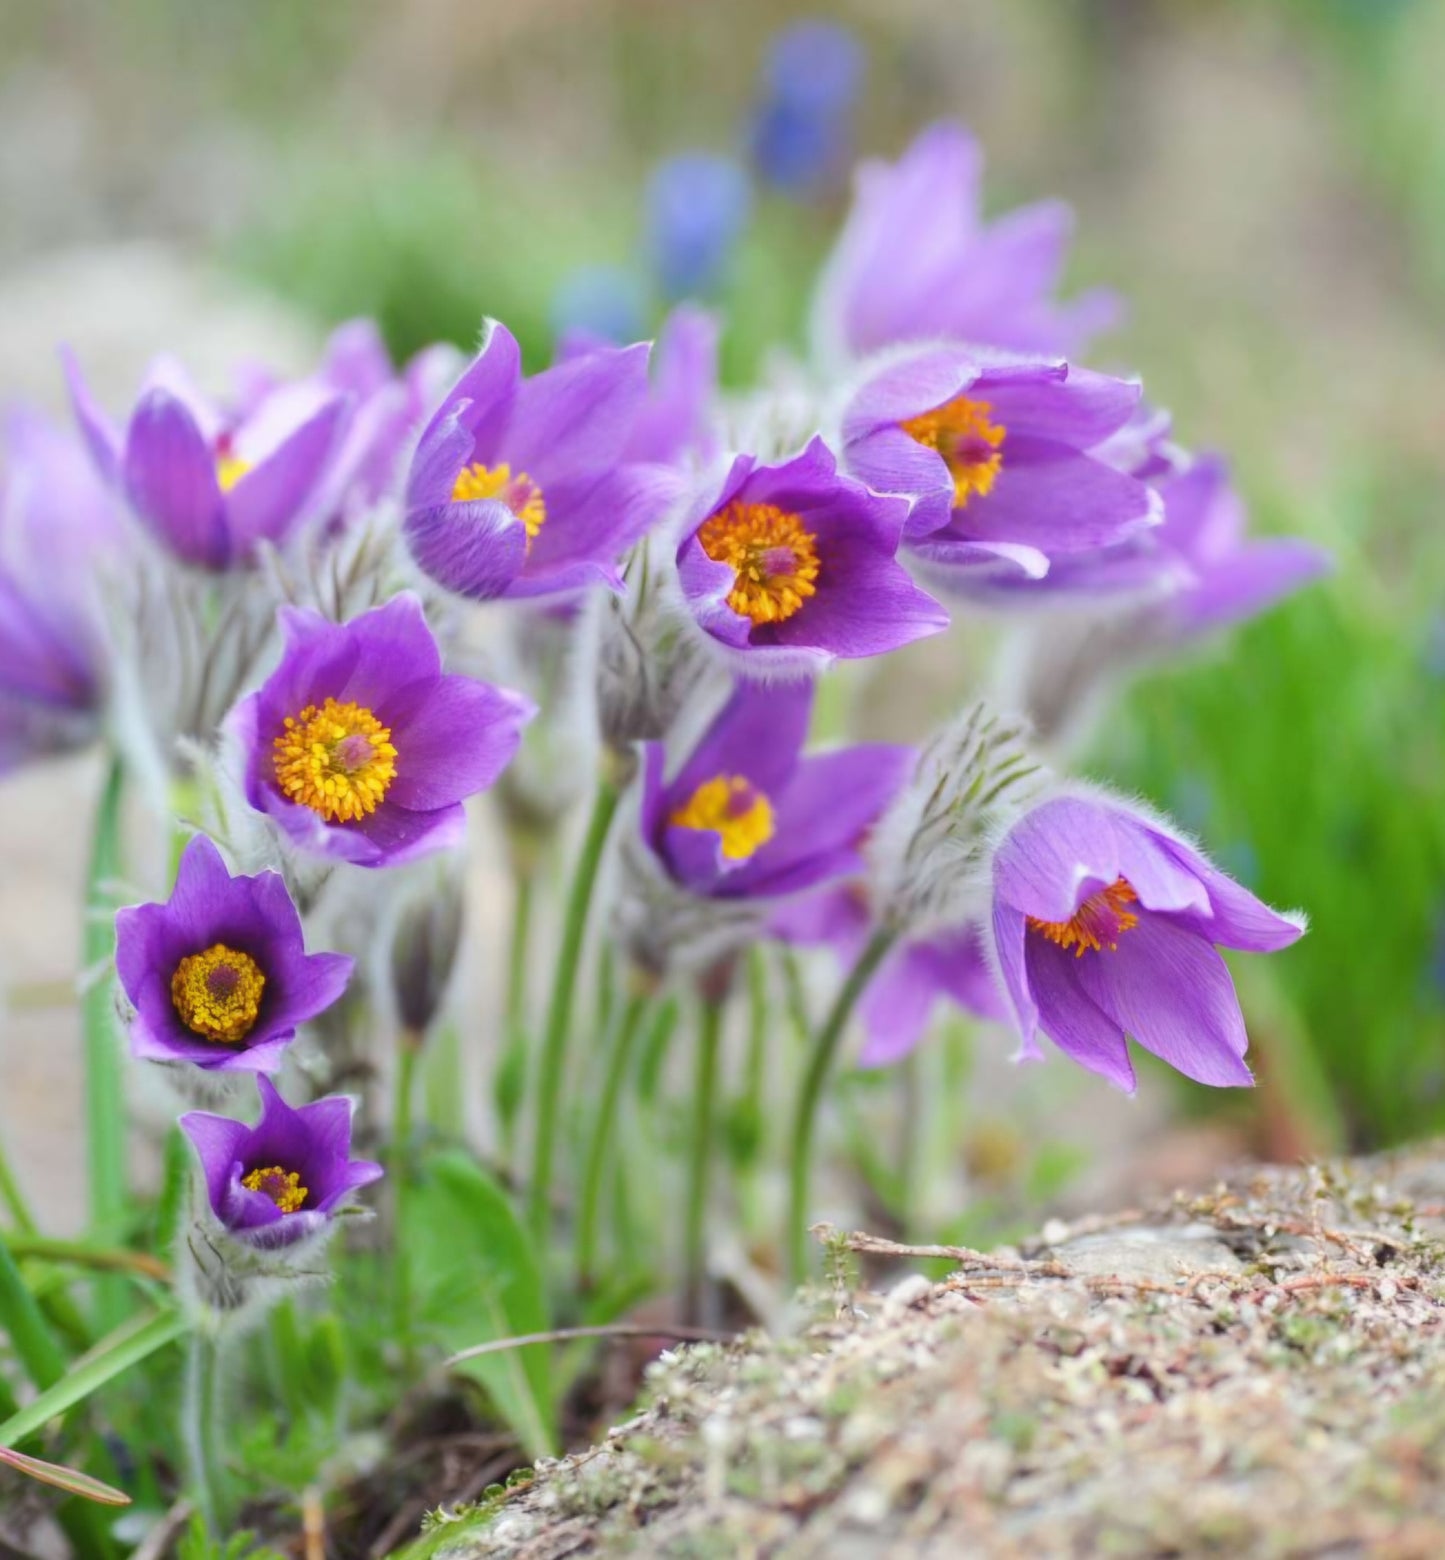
[451,461,547,543]
[241,1165,308,1214]
[216,454,252,493]
[670,775,776,862]
[274,698,398,824]
[900,395,1005,509]
[1026,877,1139,958]
[171,944,266,1042]
[697,502,821,626]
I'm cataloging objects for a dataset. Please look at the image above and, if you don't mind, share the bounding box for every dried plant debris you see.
[420,1147,1445,1558]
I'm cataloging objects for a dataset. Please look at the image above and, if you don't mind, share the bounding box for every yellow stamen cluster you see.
[670,775,776,862]
[697,502,821,626]
[274,698,398,824]
[216,454,252,493]
[1027,877,1140,958]
[171,944,266,1043]
[451,461,548,542]
[900,394,1006,509]
[241,1166,308,1214]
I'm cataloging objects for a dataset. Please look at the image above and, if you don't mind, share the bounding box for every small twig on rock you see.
[446,1322,736,1368]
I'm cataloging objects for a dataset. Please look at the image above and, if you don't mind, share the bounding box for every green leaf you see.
[0,1444,131,1506]
[0,1307,190,1448]
[405,1152,555,1458]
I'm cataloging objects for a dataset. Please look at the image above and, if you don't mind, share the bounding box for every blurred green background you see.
[2,0,1443,1155]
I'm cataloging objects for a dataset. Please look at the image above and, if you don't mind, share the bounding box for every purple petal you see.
[122,389,228,568]
[1026,937,1137,1092]
[992,797,1121,922]
[1171,540,1331,639]
[226,395,348,557]
[506,341,652,480]
[386,676,533,809]
[405,499,529,601]
[60,347,122,485]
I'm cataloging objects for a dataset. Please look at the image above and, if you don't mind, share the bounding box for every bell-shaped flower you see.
[676,436,947,676]
[403,321,673,602]
[811,121,1118,365]
[64,347,351,571]
[228,593,534,868]
[842,347,1158,589]
[115,835,353,1074]
[1,409,122,774]
[181,1076,382,1251]
[989,792,1305,1094]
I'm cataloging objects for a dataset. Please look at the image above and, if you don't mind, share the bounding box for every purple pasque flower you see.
[772,885,1007,1068]
[115,835,353,1074]
[676,436,948,675]
[230,592,533,869]
[181,1076,382,1250]
[811,121,1119,365]
[1,409,122,774]
[404,321,671,602]
[842,346,1158,588]
[640,678,912,901]
[989,792,1305,1094]
[63,347,351,571]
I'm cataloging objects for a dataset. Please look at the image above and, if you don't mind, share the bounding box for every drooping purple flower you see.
[645,152,753,302]
[989,792,1305,1093]
[115,835,353,1074]
[676,436,948,675]
[772,885,1007,1067]
[842,347,1158,588]
[181,1076,382,1250]
[63,347,351,571]
[403,322,672,602]
[812,121,1119,364]
[640,678,912,901]
[229,593,534,868]
[0,409,122,775]
[748,21,865,197]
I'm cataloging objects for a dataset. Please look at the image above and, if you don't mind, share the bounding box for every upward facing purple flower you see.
[989,793,1305,1093]
[229,593,534,868]
[181,1076,382,1250]
[404,322,671,602]
[640,679,912,902]
[812,121,1118,364]
[676,436,948,676]
[842,347,1157,588]
[64,348,351,571]
[115,835,353,1074]
[0,409,121,774]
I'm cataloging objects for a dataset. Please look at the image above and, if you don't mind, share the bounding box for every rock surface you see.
[417,1149,1445,1558]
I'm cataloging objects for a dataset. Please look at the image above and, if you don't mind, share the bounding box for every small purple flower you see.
[772,885,1007,1067]
[229,593,534,868]
[63,347,351,571]
[181,1076,382,1250]
[989,793,1305,1094]
[640,678,912,901]
[748,21,865,197]
[842,347,1158,588]
[812,121,1119,364]
[403,322,671,602]
[115,835,353,1074]
[0,409,122,774]
[676,436,948,675]
[645,153,752,302]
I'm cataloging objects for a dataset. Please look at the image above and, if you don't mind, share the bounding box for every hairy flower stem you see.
[393,1035,421,1373]
[576,984,652,1286]
[527,775,623,1241]
[683,996,725,1326]
[787,926,899,1284]
[84,758,128,1332]
[183,1329,227,1536]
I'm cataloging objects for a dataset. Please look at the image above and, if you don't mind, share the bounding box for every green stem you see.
[496,870,536,1165]
[183,1330,225,1535]
[637,997,680,1105]
[787,927,898,1285]
[393,1038,420,1371]
[4,1239,170,1283]
[506,870,535,1039]
[575,985,651,1285]
[83,759,127,1330]
[682,998,724,1325]
[0,1131,37,1234]
[527,777,622,1241]
[0,1227,68,1392]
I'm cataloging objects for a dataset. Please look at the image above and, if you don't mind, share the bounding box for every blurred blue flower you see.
[551,264,647,347]
[645,153,752,302]
[748,19,865,196]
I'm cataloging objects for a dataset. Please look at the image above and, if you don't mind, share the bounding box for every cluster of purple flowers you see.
[2,118,1326,1298]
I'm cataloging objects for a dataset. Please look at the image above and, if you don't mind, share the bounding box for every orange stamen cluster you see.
[274,698,398,823]
[241,1166,308,1214]
[170,944,266,1042]
[451,461,547,543]
[1026,877,1140,957]
[697,502,821,626]
[670,775,776,862]
[900,394,1006,509]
